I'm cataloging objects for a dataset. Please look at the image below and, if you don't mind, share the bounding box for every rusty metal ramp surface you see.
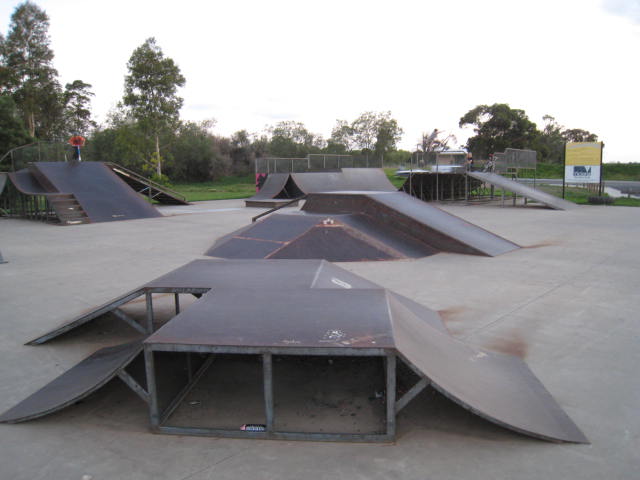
[468,171,577,210]
[28,259,384,344]
[30,162,161,222]
[303,192,519,257]
[389,293,588,443]
[0,341,142,423]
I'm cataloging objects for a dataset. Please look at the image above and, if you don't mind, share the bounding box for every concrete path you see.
[0,199,638,479]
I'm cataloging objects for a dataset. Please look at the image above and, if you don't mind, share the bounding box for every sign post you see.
[563,142,604,197]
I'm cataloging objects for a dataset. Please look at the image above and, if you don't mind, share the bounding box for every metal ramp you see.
[244,168,397,207]
[468,171,577,210]
[0,341,144,423]
[105,163,189,205]
[244,173,298,208]
[2,260,586,443]
[210,192,519,260]
[2,163,163,223]
[26,259,384,345]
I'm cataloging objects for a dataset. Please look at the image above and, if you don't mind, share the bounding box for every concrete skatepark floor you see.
[0,199,638,479]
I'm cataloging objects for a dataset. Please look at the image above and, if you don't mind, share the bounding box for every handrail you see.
[252,195,306,223]
[105,163,187,202]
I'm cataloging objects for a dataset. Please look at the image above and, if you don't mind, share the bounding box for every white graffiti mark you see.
[331,277,352,289]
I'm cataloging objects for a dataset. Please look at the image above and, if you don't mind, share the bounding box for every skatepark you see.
[0,180,638,478]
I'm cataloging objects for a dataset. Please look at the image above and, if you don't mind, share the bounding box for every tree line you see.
[1,1,598,183]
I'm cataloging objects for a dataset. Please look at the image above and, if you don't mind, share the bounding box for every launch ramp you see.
[468,171,577,210]
[0,342,144,423]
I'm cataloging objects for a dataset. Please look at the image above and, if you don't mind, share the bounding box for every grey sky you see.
[1,0,638,162]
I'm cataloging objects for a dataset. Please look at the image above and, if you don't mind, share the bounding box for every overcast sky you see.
[1,0,639,162]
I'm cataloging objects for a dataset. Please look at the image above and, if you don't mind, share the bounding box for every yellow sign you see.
[565,142,602,166]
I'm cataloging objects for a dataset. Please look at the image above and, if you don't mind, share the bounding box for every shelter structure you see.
[0,259,587,444]
[210,191,519,260]
[244,168,397,207]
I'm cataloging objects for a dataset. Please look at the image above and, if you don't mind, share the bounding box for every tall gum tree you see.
[123,37,185,177]
[0,1,61,138]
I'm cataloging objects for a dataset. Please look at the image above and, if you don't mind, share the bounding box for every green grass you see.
[384,167,407,188]
[537,185,640,206]
[169,169,640,206]
[172,174,255,201]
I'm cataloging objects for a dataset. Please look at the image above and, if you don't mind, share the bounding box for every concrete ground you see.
[0,199,638,480]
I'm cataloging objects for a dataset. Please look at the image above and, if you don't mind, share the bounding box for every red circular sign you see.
[69,136,86,147]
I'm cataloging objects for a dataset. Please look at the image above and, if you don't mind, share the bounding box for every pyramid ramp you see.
[303,192,519,257]
[205,212,438,261]
[468,171,577,210]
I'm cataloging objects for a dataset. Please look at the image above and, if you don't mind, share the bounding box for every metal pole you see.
[174,293,180,315]
[263,353,274,432]
[144,346,160,429]
[386,354,396,438]
[145,292,154,333]
[409,152,413,197]
[599,143,605,196]
[562,144,566,199]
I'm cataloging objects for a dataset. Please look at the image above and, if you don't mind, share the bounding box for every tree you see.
[62,80,96,137]
[329,119,356,152]
[459,103,538,158]
[167,120,230,181]
[0,1,62,139]
[0,94,32,158]
[562,128,598,143]
[330,111,403,160]
[531,115,599,164]
[265,121,324,157]
[123,37,185,176]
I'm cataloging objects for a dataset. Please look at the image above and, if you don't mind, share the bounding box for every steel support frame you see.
[28,287,211,345]
[144,344,398,442]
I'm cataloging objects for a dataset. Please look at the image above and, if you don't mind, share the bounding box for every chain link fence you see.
[493,148,537,174]
[0,142,94,172]
[255,154,384,174]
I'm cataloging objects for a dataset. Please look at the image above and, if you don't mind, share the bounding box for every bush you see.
[587,195,614,205]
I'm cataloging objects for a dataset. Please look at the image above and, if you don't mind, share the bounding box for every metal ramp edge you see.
[0,341,144,423]
[468,171,577,210]
[27,288,147,345]
[388,293,588,444]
